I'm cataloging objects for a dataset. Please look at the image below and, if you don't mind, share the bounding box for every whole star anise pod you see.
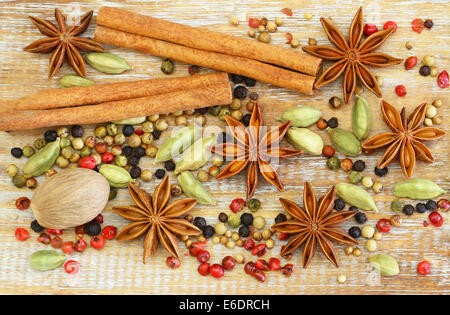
[302,7,402,103]
[24,8,104,78]
[273,182,357,268]
[113,176,201,263]
[211,102,303,200]
[362,101,445,178]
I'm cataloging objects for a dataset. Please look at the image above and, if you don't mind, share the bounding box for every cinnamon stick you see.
[0,82,232,131]
[0,72,228,112]
[94,26,316,95]
[96,7,322,77]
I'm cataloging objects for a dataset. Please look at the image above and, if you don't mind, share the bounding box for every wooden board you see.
[0,0,448,295]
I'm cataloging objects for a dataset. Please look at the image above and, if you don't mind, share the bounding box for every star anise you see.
[362,101,445,178]
[113,176,201,263]
[272,182,357,268]
[24,8,104,78]
[211,102,303,200]
[302,7,402,103]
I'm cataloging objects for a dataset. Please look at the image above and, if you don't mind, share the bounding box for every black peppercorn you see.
[123,125,135,137]
[128,155,140,166]
[352,160,366,172]
[11,147,23,158]
[84,220,101,236]
[374,166,388,177]
[419,65,431,76]
[203,225,215,238]
[152,130,162,140]
[233,85,248,99]
[327,117,338,128]
[424,19,433,29]
[348,226,361,238]
[196,107,208,115]
[354,212,367,224]
[193,217,207,230]
[403,204,414,216]
[415,203,427,213]
[244,77,256,87]
[242,114,251,126]
[44,130,58,142]
[249,92,259,101]
[274,213,287,224]
[333,198,345,211]
[425,200,437,211]
[231,74,245,84]
[164,160,176,171]
[129,166,141,179]
[349,206,359,212]
[238,225,250,237]
[122,146,133,157]
[218,212,228,223]
[132,146,146,158]
[155,169,165,179]
[30,220,44,233]
[240,213,254,226]
[71,125,84,138]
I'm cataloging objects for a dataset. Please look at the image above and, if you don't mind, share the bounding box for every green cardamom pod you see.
[278,106,322,127]
[99,164,133,188]
[30,250,66,271]
[393,178,445,199]
[287,127,323,155]
[175,135,217,174]
[24,138,61,178]
[327,127,362,156]
[178,171,216,205]
[368,254,400,276]
[155,126,201,163]
[86,52,132,74]
[336,182,378,212]
[114,117,147,125]
[59,75,95,88]
[352,95,372,140]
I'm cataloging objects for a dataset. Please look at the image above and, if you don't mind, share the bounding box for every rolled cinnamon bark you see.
[0,82,232,131]
[94,26,316,95]
[0,72,228,112]
[96,7,322,76]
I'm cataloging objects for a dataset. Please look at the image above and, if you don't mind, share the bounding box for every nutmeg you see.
[31,168,110,229]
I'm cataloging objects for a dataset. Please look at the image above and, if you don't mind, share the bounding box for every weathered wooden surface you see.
[0,0,448,295]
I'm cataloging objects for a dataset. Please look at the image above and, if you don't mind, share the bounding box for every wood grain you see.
[0,0,448,295]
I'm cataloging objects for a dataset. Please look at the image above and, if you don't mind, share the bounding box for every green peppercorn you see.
[57,127,70,138]
[161,58,175,74]
[22,145,35,158]
[115,155,128,167]
[6,164,18,177]
[140,169,153,182]
[142,121,154,133]
[33,138,46,150]
[109,187,118,200]
[248,198,261,212]
[59,137,71,148]
[72,137,84,150]
[208,105,222,116]
[170,184,183,196]
[103,135,114,146]
[26,178,37,189]
[390,198,404,213]
[349,170,362,184]
[141,132,154,145]
[114,133,126,145]
[94,126,107,138]
[56,156,69,168]
[128,134,141,148]
[80,146,91,157]
[69,152,80,163]
[146,145,158,157]
[218,107,231,121]
[326,156,341,170]
[227,213,241,228]
[106,123,118,136]
[12,175,26,188]
[61,146,74,159]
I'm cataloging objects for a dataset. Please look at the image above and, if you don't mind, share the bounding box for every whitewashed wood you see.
[0,0,448,294]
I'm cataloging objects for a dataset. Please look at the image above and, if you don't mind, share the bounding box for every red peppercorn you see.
[94,214,104,224]
[229,198,245,213]
[75,225,85,235]
[255,259,271,271]
[276,231,289,240]
[280,8,293,17]
[322,145,335,158]
[134,129,144,136]
[90,235,105,250]
[189,240,207,256]
[74,236,87,253]
[316,118,327,130]
[51,235,63,249]
[102,225,117,240]
[428,211,443,227]
[15,228,29,241]
[64,260,80,274]
[423,220,429,227]
[244,261,257,275]
[383,21,397,32]
[395,85,407,97]
[15,197,31,210]
[198,262,210,276]
[437,199,449,212]
[243,238,255,251]
[363,23,378,36]
[376,218,392,233]
[404,56,418,70]
[222,256,236,271]
[166,256,181,269]
[248,17,260,28]
[209,264,224,279]
[46,228,63,235]
[269,257,281,271]
[437,70,449,89]
[252,244,266,257]
[78,156,96,169]
[281,263,295,276]
[417,261,431,275]
[196,250,211,263]
[95,142,107,154]
[253,270,266,282]
[62,241,74,255]
[411,19,424,34]
[102,152,114,164]
[37,233,51,244]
